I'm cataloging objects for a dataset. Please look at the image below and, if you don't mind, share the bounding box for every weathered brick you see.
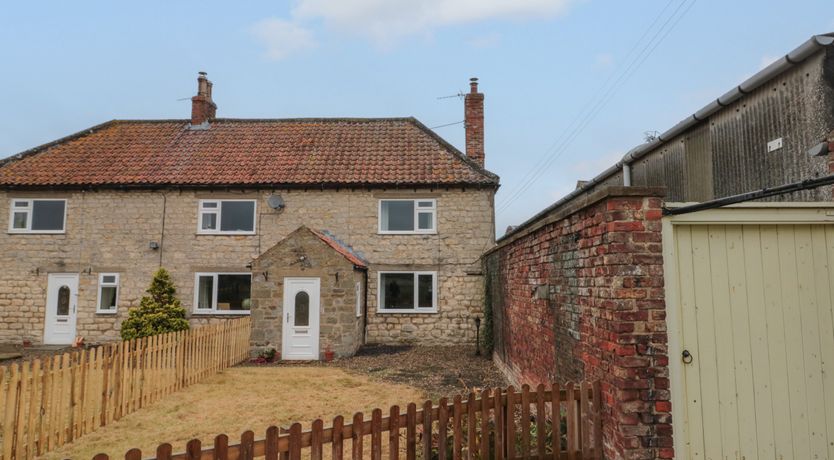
[485,188,670,460]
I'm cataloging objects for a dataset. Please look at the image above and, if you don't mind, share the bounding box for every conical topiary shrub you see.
[120,268,190,340]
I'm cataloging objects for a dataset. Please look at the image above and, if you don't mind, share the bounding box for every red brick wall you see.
[484,187,671,460]
[464,79,485,167]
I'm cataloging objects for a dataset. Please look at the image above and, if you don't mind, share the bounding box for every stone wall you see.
[250,226,364,358]
[483,187,672,460]
[0,187,493,346]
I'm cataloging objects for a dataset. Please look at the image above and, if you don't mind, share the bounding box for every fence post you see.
[565,382,576,460]
[311,420,324,460]
[332,415,344,460]
[437,399,448,460]
[371,409,382,460]
[452,396,462,460]
[156,443,172,460]
[352,413,365,460]
[520,384,530,460]
[466,391,477,460]
[494,388,504,460]
[535,384,546,459]
[241,430,255,460]
[505,386,516,460]
[480,389,490,460]
[406,403,416,460]
[592,381,603,460]
[421,401,432,460]
[550,382,561,460]
[389,405,400,460]
[266,426,279,460]
[215,434,229,460]
[185,439,201,460]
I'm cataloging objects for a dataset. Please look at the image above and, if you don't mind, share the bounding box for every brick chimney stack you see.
[191,72,217,126]
[464,77,485,167]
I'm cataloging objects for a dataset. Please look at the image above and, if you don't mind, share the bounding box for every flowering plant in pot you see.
[323,345,335,362]
[252,347,278,364]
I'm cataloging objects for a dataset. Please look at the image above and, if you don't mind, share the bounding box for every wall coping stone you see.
[486,186,666,255]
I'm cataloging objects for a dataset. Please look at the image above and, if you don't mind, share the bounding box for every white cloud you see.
[467,32,502,48]
[250,18,317,60]
[292,0,575,44]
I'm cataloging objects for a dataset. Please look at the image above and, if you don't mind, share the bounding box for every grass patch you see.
[42,367,425,460]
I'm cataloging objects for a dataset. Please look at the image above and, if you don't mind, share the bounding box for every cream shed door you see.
[282,277,321,360]
[668,223,834,460]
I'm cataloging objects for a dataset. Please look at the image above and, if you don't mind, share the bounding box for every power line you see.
[430,120,464,129]
[497,0,691,213]
[497,0,695,214]
[495,0,678,210]
[496,0,696,215]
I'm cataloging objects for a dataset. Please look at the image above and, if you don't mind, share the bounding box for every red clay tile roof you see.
[0,118,498,188]
[309,228,368,268]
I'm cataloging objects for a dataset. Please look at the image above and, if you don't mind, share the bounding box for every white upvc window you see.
[197,199,256,235]
[378,199,436,234]
[377,271,437,313]
[193,272,252,314]
[8,199,67,234]
[96,273,120,314]
[355,281,362,318]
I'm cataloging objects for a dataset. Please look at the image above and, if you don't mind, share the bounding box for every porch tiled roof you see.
[310,229,368,269]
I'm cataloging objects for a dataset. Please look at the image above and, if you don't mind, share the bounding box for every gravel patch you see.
[254,344,507,400]
[335,345,507,399]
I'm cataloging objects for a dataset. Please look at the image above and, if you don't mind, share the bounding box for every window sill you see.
[96,311,118,315]
[377,231,438,236]
[196,232,257,236]
[192,311,251,316]
[7,230,66,235]
[376,309,438,314]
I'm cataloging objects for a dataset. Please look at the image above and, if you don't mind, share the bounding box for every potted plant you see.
[251,347,277,364]
[323,344,335,362]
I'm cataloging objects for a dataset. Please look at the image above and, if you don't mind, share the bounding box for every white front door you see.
[43,273,79,345]
[282,277,321,360]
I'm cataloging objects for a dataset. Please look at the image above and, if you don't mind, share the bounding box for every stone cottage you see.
[0,74,499,359]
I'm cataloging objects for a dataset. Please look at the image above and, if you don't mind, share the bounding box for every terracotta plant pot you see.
[323,350,335,362]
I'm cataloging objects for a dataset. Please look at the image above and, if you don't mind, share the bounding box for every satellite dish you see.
[267,195,285,209]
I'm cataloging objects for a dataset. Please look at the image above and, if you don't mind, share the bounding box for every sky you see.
[1,1,832,234]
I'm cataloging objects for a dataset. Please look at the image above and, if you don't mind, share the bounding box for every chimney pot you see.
[469,77,479,93]
[191,72,217,126]
[464,77,485,167]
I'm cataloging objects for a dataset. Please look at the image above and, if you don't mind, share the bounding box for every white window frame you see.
[8,198,67,234]
[197,199,257,235]
[355,281,362,318]
[377,199,437,235]
[377,271,438,314]
[96,273,120,314]
[193,272,252,315]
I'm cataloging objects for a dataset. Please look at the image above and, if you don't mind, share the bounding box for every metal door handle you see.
[682,349,693,364]
[286,312,290,322]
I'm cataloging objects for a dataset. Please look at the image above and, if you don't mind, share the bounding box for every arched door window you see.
[294,291,310,327]
[57,286,70,316]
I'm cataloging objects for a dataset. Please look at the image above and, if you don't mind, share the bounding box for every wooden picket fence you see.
[95,382,603,460]
[0,317,251,460]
